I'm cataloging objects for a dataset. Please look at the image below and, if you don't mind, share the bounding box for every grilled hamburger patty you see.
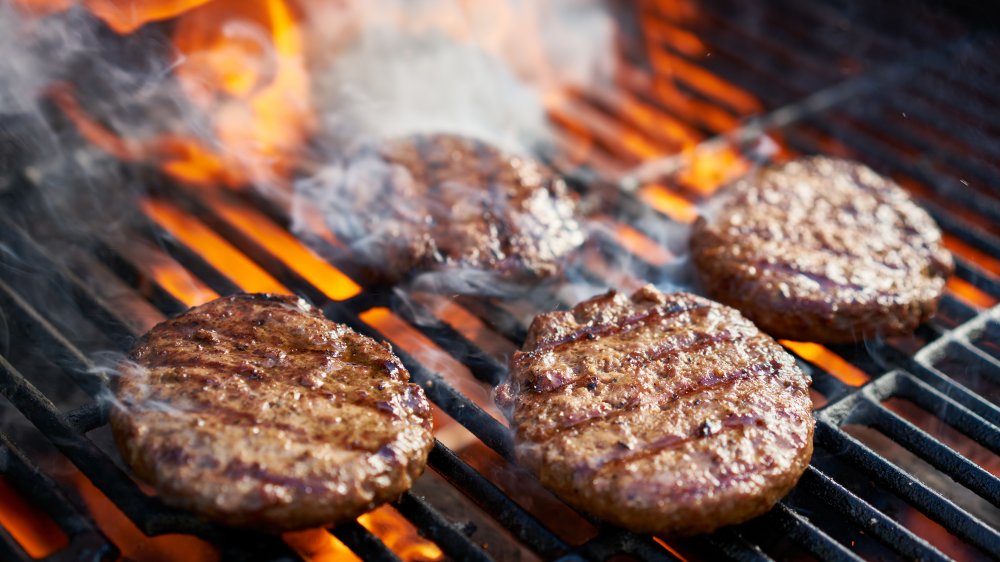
[110,294,433,531]
[320,133,585,283]
[691,156,953,343]
[495,286,814,536]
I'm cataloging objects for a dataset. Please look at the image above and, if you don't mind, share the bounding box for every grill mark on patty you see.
[111,294,434,530]
[528,300,710,352]
[515,322,749,395]
[529,358,783,443]
[593,414,765,470]
[499,287,814,536]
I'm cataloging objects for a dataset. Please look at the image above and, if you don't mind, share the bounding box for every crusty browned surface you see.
[495,286,814,536]
[691,156,953,344]
[110,294,433,531]
[326,133,585,283]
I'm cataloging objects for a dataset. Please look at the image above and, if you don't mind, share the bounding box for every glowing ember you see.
[943,235,1000,277]
[608,221,674,267]
[140,198,289,294]
[675,144,751,196]
[360,307,507,424]
[70,469,220,562]
[946,277,997,309]
[200,191,361,300]
[359,506,443,562]
[283,529,359,562]
[780,341,871,387]
[637,183,698,223]
[0,477,68,558]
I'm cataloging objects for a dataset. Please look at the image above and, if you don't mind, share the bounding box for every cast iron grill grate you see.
[0,1,998,560]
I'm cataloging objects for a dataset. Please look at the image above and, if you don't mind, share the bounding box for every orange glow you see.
[585,88,700,151]
[283,529,360,562]
[85,0,211,33]
[946,277,997,309]
[360,307,506,424]
[70,470,219,562]
[595,216,674,266]
[140,198,289,294]
[111,238,219,307]
[641,17,706,57]
[548,100,666,162]
[637,183,698,223]
[148,259,219,307]
[171,0,313,187]
[417,296,518,360]
[943,235,1000,277]
[359,506,443,562]
[47,83,244,187]
[653,537,690,561]
[676,144,750,196]
[201,192,361,300]
[0,477,68,558]
[48,0,311,187]
[647,49,761,116]
[781,341,871,387]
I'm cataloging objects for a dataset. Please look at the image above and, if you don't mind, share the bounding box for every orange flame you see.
[69,469,220,562]
[140,197,289,294]
[359,506,443,562]
[0,477,69,558]
[41,0,312,187]
[170,0,312,187]
[360,307,507,424]
[780,341,870,387]
[946,277,997,310]
[283,529,360,562]
[637,183,698,223]
[198,191,361,301]
[85,0,212,33]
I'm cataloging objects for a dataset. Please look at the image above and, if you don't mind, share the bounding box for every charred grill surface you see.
[496,286,814,536]
[691,157,954,344]
[110,293,434,531]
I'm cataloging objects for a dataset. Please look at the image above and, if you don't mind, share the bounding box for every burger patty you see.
[495,286,814,536]
[318,133,585,284]
[691,156,954,344]
[110,294,434,531]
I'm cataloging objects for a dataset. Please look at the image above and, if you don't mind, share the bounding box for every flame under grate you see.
[1,1,999,561]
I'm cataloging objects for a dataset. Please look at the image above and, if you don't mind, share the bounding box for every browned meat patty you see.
[110,293,434,531]
[495,286,814,536]
[318,133,585,285]
[691,156,953,344]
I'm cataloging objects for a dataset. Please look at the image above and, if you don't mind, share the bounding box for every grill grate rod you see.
[0,433,117,562]
[814,419,1000,554]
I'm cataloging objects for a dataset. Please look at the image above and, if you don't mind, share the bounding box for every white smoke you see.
[304,0,615,153]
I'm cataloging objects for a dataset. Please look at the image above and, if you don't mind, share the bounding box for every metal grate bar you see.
[864,398,1000,505]
[766,503,863,562]
[0,355,240,539]
[876,372,1000,456]
[394,492,494,562]
[796,466,949,562]
[0,433,117,562]
[0,278,106,396]
[813,420,1000,554]
[561,529,680,562]
[330,522,402,562]
[426,443,569,558]
[0,216,135,349]
[798,115,1000,233]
